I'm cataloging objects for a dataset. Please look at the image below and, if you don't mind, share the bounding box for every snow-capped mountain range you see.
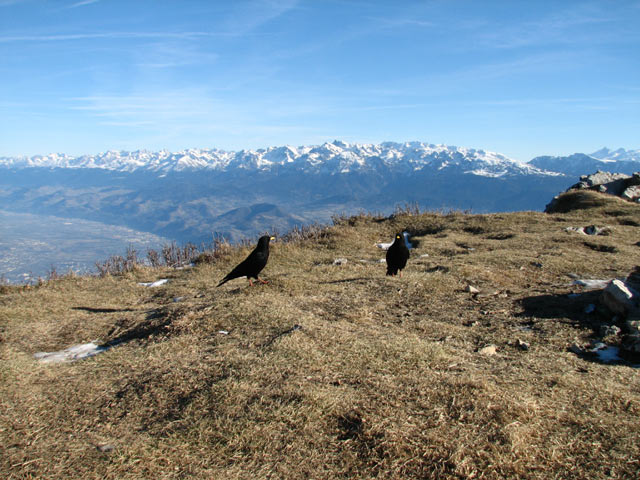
[0,141,559,178]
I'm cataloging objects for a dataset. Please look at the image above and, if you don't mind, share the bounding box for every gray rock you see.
[601,279,639,316]
[562,171,640,202]
[622,185,640,201]
[572,171,632,194]
[599,324,621,337]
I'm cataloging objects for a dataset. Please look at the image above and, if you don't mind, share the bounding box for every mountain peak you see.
[590,147,639,162]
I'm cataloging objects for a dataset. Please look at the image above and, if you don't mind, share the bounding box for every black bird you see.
[217,235,275,287]
[386,232,410,277]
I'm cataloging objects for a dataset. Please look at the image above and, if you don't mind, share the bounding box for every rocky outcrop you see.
[600,268,640,353]
[571,171,640,201]
[545,171,640,213]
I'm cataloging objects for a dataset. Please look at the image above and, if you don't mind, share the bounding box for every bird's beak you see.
[270,236,276,241]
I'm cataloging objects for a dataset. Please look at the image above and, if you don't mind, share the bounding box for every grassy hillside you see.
[1,191,639,479]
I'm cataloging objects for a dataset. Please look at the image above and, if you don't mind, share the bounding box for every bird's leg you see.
[257,277,269,284]
[249,279,254,287]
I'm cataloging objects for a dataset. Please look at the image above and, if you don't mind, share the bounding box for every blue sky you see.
[1,0,638,161]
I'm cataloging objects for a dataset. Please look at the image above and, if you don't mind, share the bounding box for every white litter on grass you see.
[138,279,169,287]
[218,330,229,335]
[572,279,611,290]
[34,342,109,364]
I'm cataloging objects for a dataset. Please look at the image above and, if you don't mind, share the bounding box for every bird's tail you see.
[216,276,230,287]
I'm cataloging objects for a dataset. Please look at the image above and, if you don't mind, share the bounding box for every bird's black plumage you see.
[217,235,274,287]
[386,232,410,276]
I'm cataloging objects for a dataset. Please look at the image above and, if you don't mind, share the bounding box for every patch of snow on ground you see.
[572,279,612,290]
[138,279,169,287]
[34,342,109,363]
[594,345,622,363]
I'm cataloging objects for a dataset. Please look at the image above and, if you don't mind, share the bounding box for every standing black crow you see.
[217,235,274,287]
[386,232,410,276]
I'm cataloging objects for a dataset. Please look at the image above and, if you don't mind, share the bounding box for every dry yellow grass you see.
[1,190,640,479]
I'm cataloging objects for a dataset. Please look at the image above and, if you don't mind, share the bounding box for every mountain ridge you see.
[0,141,559,178]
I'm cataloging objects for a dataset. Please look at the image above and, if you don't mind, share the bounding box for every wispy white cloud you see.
[223,0,299,35]
[134,41,219,69]
[475,4,630,50]
[67,0,100,8]
[0,31,228,43]
[368,16,434,29]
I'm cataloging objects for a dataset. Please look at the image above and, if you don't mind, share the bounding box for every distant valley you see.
[1,142,638,282]
[0,210,169,283]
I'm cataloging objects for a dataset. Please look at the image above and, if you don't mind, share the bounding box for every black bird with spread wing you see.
[217,235,275,287]
[386,232,410,276]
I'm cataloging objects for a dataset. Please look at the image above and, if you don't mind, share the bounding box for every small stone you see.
[599,325,621,337]
[333,258,348,265]
[516,339,530,351]
[97,444,115,453]
[477,344,497,355]
[466,285,480,294]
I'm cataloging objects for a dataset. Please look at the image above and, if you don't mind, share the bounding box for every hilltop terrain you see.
[1,190,639,479]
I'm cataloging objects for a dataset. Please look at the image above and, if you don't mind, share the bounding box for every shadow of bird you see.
[217,235,275,287]
[386,232,410,277]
